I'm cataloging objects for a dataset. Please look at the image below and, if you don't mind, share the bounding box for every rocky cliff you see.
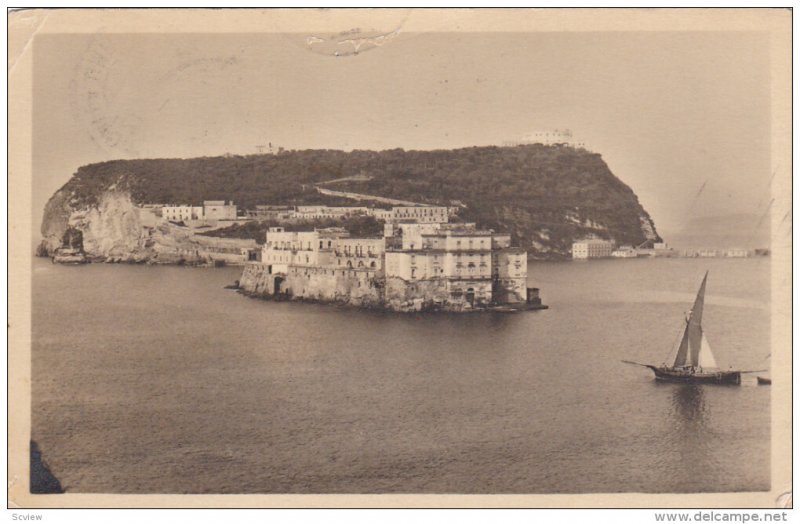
[39,189,253,264]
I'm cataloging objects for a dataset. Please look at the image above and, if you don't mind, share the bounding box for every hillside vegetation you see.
[46,144,659,258]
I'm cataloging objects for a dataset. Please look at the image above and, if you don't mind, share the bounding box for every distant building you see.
[724,248,751,258]
[162,205,204,222]
[386,206,449,224]
[371,209,394,221]
[572,239,613,259]
[247,205,293,219]
[504,129,587,149]
[203,200,237,220]
[293,206,369,220]
[242,204,453,224]
[611,245,638,258]
[651,241,677,257]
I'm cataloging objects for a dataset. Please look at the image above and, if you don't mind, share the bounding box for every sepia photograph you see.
[7,7,792,511]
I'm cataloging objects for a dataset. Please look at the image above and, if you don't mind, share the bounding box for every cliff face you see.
[40,190,150,260]
[39,189,253,264]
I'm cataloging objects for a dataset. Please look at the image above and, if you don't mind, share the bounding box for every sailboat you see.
[624,271,757,385]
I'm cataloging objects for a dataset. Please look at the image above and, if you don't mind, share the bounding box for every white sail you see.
[686,273,708,367]
[672,272,708,369]
[671,320,690,368]
[697,332,717,369]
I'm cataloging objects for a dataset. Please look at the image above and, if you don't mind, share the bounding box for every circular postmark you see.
[70,32,142,157]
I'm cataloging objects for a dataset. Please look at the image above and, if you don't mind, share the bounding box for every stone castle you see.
[238,206,542,312]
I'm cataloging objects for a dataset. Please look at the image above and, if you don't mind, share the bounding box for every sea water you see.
[30,256,770,493]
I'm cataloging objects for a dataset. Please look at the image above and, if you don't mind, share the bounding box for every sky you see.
[33,31,772,235]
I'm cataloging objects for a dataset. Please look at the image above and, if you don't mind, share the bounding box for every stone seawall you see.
[239,263,274,295]
[384,277,495,312]
[492,277,528,304]
[240,263,524,313]
[239,263,382,308]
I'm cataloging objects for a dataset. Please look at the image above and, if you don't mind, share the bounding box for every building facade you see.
[161,200,238,222]
[162,205,204,222]
[387,206,449,224]
[504,129,587,149]
[293,206,370,220]
[611,245,638,258]
[243,219,531,312]
[572,239,613,259]
[203,200,237,220]
[260,227,349,274]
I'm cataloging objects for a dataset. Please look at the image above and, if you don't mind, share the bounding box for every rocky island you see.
[38,144,660,265]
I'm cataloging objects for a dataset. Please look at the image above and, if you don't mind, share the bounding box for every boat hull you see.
[648,366,741,385]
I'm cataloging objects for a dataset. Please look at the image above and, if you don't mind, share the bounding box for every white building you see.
[504,129,587,149]
[383,222,528,306]
[387,206,449,224]
[292,206,370,220]
[572,239,613,259]
[724,248,751,258]
[261,227,349,274]
[162,205,204,222]
[162,200,238,222]
[369,209,394,221]
[332,237,385,273]
[611,245,638,258]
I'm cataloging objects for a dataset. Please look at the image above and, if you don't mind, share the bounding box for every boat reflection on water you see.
[668,384,707,425]
[652,384,716,492]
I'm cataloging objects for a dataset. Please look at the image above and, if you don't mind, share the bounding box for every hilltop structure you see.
[504,129,587,149]
[239,206,541,312]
